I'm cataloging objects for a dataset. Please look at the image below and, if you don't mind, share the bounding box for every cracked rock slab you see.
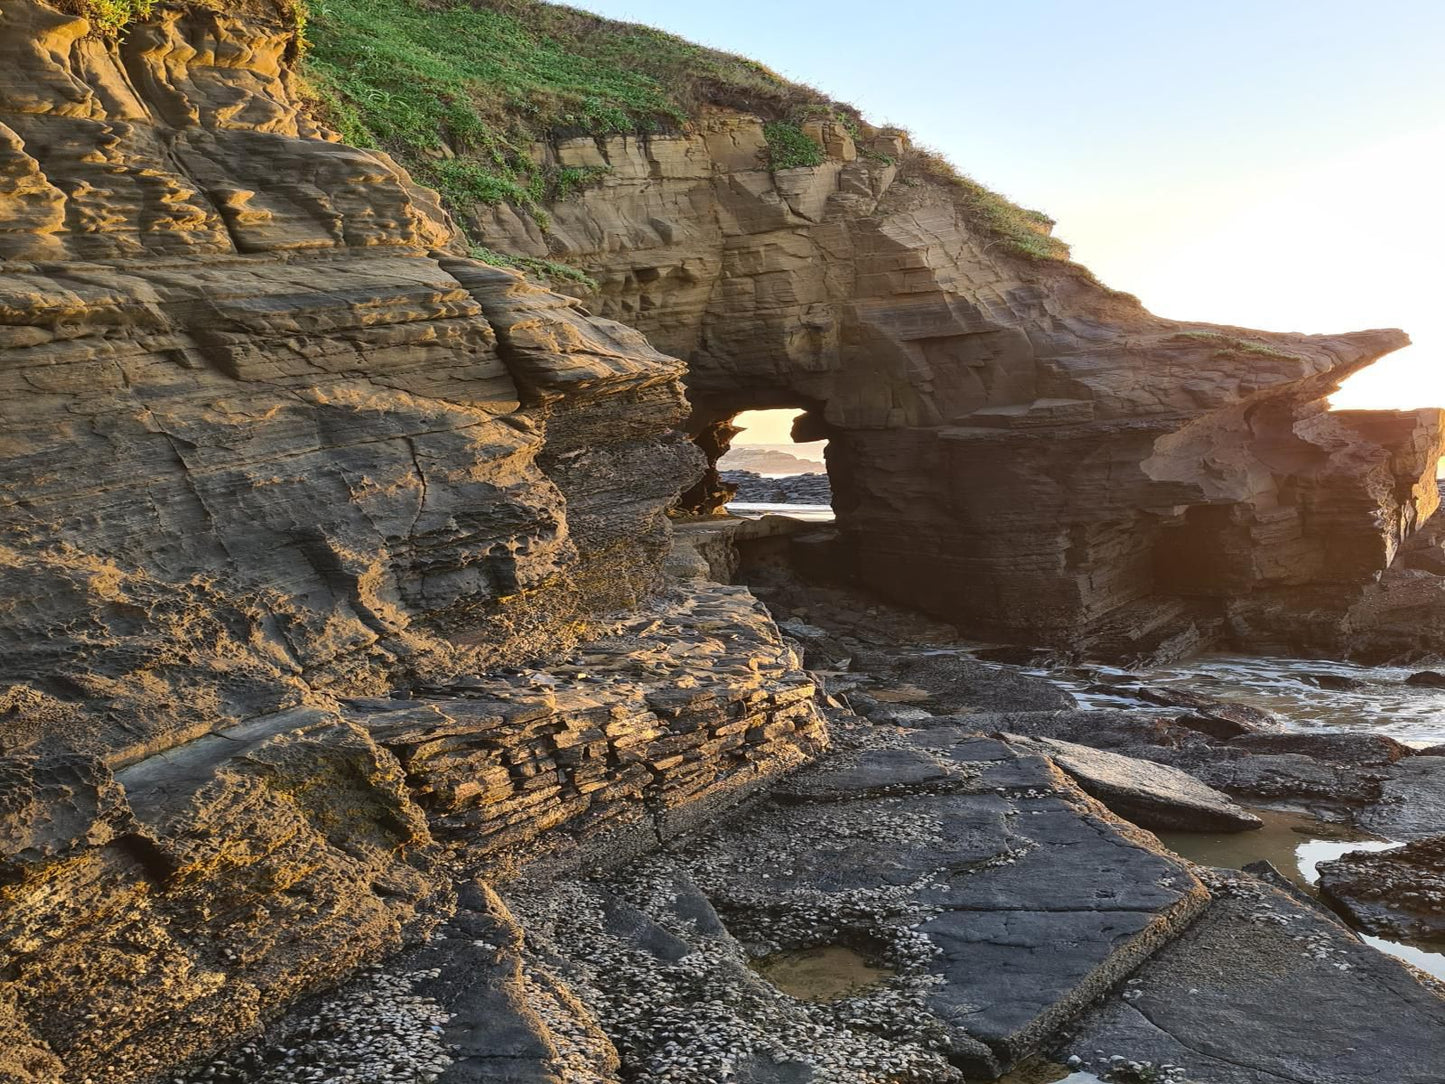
[519,729,1207,1080]
[1058,869,1445,1084]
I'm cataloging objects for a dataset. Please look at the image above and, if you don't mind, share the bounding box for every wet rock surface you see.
[1318,836,1445,941]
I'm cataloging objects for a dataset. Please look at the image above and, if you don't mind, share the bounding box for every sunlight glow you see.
[1056,124,1445,411]
[730,409,806,444]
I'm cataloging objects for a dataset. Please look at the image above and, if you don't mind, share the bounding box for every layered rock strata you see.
[0,0,703,766]
[478,113,1445,659]
[2,585,826,1081]
[0,2,823,1078]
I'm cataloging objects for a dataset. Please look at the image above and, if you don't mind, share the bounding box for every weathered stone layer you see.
[477,114,1444,658]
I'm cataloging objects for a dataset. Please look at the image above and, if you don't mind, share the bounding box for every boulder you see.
[1318,836,1445,941]
[1306,671,1370,690]
[1132,686,1279,738]
[999,734,1263,832]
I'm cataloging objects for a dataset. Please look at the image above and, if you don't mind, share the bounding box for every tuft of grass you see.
[61,0,306,38]
[762,121,824,170]
[57,0,156,34]
[897,146,1069,261]
[468,245,599,292]
[1173,330,1301,360]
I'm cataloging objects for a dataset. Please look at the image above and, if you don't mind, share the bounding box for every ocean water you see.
[1043,654,1445,747]
[727,501,836,523]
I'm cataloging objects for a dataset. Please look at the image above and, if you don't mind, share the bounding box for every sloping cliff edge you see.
[0,1,1441,1080]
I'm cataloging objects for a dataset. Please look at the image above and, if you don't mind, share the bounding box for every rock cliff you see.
[3,2,1445,1081]
[0,2,824,1076]
[475,113,1443,658]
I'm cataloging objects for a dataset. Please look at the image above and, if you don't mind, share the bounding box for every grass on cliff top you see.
[301,0,1070,272]
[301,0,830,259]
[60,0,305,35]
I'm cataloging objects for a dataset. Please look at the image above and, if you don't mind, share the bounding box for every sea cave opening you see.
[675,405,835,522]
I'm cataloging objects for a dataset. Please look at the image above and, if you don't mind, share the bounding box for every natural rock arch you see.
[479,114,1444,658]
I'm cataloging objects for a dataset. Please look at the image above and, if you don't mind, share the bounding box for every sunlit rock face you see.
[0,0,703,764]
[0,4,839,1078]
[477,114,1444,660]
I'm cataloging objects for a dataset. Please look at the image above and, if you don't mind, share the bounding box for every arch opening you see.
[674,405,835,521]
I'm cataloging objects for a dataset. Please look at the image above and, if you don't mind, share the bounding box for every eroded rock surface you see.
[478,110,1444,660]
[1318,836,1445,941]
[0,0,704,767]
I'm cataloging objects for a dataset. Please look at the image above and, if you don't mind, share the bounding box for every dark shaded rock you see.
[1318,836,1445,941]
[1132,685,1278,737]
[721,469,832,505]
[1227,730,1415,766]
[886,652,1078,714]
[999,734,1263,832]
[1406,670,1445,688]
[1060,869,1445,1083]
[1357,756,1445,842]
[1306,671,1369,690]
[969,645,1060,666]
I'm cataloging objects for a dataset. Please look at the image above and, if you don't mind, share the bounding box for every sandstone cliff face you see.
[477,113,1444,658]
[0,0,705,764]
[0,3,829,1077]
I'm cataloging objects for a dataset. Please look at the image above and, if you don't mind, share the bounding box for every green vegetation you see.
[303,0,836,276]
[897,147,1069,260]
[762,122,824,170]
[60,0,155,33]
[63,0,305,37]
[295,0,1071,268]
[467,245,599,291]
[1174,330,1301,360]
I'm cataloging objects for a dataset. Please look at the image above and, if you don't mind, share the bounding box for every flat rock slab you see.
[526,731,1209,1079]
[1058,869,1445,1084]
[1358,756,1445,841]
[999,733,1263,833]
[1318,835,1445,941]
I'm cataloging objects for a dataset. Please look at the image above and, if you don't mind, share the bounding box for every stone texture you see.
[504,726,1208,1081]
[0,583,825,1082]
[1356,755,1445,841]
[477,114,1445,660]
[0,0,703,767]
[1059,869,1445,1084]
[1318,836,1445,941]
[998,733,1263,832]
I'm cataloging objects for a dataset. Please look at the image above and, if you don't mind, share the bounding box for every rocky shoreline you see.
[722,470,834,506]
[2,2,1444,1081]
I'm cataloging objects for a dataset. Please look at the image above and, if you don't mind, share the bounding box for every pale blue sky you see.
[572,0,1445,408]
